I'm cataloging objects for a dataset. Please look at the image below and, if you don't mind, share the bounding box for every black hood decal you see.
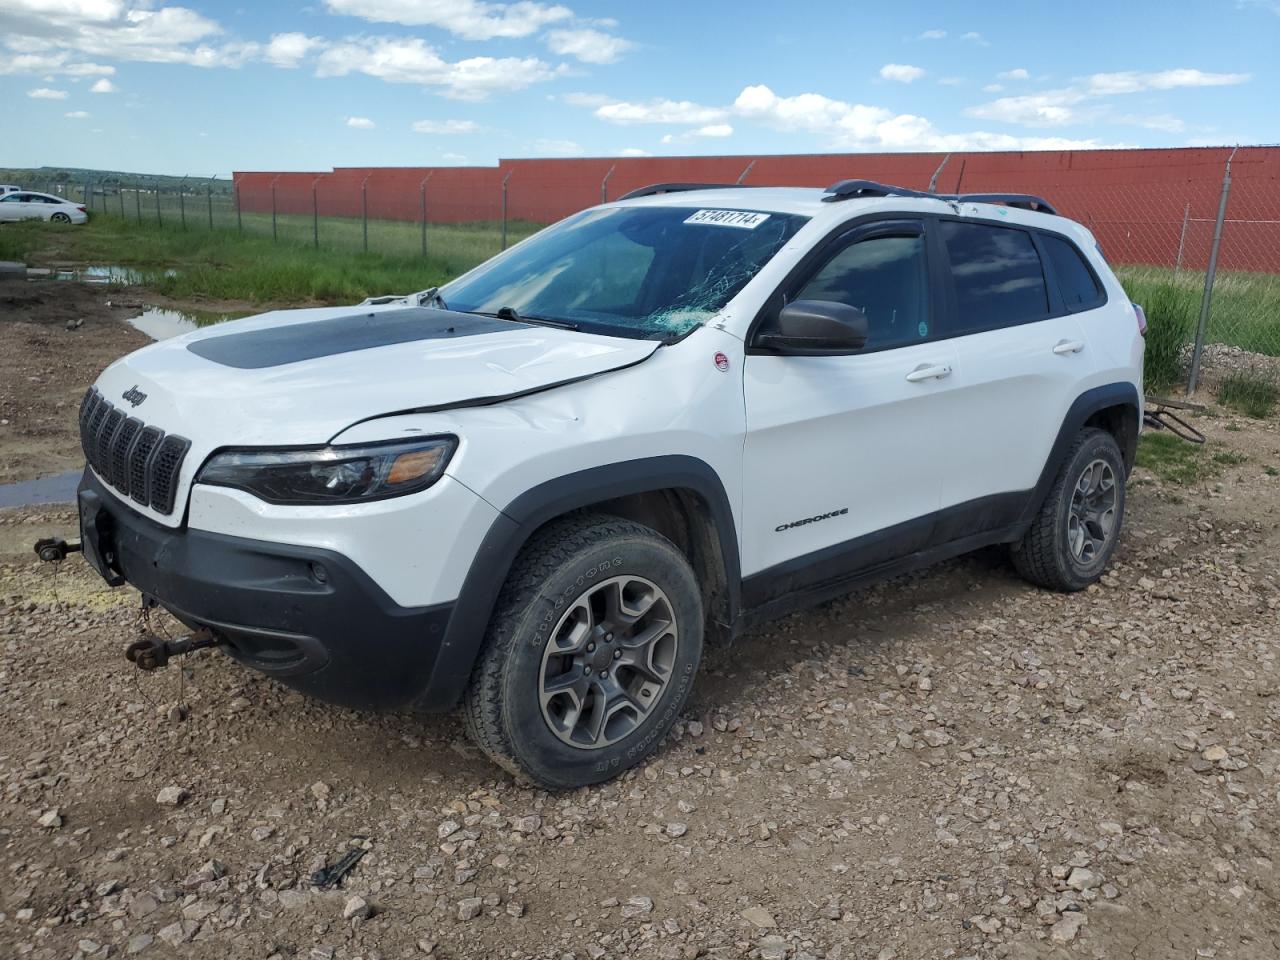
[186,307,510,369]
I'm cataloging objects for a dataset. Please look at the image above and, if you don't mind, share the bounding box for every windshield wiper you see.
[488,305,580,331]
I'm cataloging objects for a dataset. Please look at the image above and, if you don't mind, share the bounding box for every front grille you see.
[79,387,191,515]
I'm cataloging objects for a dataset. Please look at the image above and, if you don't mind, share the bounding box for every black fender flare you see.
[414,455,740,710]
[1020,381,1141,525]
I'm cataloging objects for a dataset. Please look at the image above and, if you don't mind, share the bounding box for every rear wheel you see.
[463,514,703,789]
[1012,427,1126,591]
[50,212,71,223]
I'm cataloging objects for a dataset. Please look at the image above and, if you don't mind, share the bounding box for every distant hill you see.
[0,167,232,196]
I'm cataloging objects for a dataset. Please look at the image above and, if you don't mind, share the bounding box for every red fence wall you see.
[234,146,1280,271]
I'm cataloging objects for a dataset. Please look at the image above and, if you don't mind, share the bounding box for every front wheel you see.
[1012,427,1126,592]
[463,514,703,789]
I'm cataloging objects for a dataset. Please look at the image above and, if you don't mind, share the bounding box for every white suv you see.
[71,180,1143,787]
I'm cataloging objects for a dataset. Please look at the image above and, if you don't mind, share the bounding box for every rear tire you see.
[51,212,71,223]
[463,513,703,789]
[1012,427,1126,592]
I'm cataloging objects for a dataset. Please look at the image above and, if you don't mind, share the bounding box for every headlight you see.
[197,436,456,504]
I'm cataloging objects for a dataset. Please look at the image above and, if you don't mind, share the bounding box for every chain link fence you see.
[19,150,1280,406]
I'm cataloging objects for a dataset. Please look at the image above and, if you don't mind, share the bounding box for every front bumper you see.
[78,469,456,711]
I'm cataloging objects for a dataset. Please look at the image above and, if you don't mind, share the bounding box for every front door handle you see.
[1053,339,1086,356]
[905,363,952,383]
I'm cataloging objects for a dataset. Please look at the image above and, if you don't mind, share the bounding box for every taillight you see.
[1132,302,1147,337]
[76,205,86,212]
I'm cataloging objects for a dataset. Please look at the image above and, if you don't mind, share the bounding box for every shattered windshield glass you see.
[441,205,810,340]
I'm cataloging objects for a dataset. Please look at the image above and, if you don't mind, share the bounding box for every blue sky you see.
[2,0,1277,176]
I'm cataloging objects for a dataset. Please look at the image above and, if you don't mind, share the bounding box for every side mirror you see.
[755,299,869,356]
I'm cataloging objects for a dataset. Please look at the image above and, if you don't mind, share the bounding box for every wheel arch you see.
[1022,381,1141,526]
[414,455,740,711]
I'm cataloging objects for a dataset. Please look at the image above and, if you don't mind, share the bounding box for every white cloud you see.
[89,77,115,92]
[983,83,1004,93]
[544,27,632,64]
[732,83,1122,151]
[529,137,583,156]
[316,37,556,99]
[595,98,728,125]
[561,91,613,107]
[618,147,649,156]
[0,51,114,76]
[322,0,571,40]
[937,76,964,86]
[27,87,68,98]
[2,0,124,24]
[1116,113,1186,133]
[1085,68,1249,95]
[411,118,479,134]
[263,32,322,68]
[966,90,1085,126]
[961,31,989,46]
[919,29,946,39]
[65,109,90,118]
[346,115,375,128]
[661,123,733,144]
[880,63,924,83]
[998,68,1030,81]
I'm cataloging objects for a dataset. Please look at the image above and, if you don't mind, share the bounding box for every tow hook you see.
[34,537,83,563]
[126,627,221,671]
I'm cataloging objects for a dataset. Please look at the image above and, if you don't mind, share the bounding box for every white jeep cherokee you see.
[74,180,1143,787]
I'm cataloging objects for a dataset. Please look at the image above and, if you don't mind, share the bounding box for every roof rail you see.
[822,178,1058,216]
[616,182,748,201]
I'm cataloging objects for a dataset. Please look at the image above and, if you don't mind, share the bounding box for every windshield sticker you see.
[684,209,771,229]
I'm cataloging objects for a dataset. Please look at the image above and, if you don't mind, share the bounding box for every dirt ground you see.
[1,284,1279,960]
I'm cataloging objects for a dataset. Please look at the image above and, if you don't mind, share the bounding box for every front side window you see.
[796,233,930,350]
[940,221,1049,334]
[443,206,809,340]
[1041,233,1103,309]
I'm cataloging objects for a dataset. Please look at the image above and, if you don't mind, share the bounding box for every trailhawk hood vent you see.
[80,387,191,514]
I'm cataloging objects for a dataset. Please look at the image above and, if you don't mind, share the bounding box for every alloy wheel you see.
[1067,458,1117,564]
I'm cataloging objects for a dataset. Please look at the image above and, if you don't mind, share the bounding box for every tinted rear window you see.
[1041,233,1104,309]
[940,221,1049,334]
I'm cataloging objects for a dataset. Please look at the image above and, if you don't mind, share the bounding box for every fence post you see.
[155,180,162,227]
[135,184,141,224]
[207,181,213,230]
[361,175,370,253]
[501,170,513,250]
[1187,147,1238,396]
[312,176,321,250]
[419,172,433,258]
[736,160,756,184]
[271,174,280,242]
[119,187,125,219]
[1174,202,1190,277]
[178,175,188,231]
[600,164,616,203]
[928,153,952,192]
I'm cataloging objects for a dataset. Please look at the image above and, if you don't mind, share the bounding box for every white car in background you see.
[0,184,21,196]
[0,191,88,224]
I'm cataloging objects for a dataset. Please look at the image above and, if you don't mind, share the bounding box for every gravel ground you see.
[2,285,1280,960]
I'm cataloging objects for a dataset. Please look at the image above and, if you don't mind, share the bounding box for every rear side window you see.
[797,234,930,350]
[940,221,1049,334]
[1041,233,1104,309]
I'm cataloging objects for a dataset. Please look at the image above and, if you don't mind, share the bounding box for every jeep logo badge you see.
[122,385,147,407]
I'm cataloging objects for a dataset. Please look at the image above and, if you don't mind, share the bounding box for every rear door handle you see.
[905,363,952,383]
[1053,339,1086,356]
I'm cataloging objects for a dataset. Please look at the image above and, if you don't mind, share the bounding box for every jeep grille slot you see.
[79,387,191,516]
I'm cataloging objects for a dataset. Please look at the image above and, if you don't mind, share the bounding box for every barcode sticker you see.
[684,209,771,229]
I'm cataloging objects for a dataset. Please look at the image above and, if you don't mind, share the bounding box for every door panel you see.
[741,339,956,579]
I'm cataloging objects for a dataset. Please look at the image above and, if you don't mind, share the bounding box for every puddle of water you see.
[128,306,246,340]
[0,470,81,509]
[40,265,178,284]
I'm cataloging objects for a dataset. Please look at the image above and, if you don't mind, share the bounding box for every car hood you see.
[95,303,660,449]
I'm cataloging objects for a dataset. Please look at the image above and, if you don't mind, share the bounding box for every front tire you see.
[1012,427,1126,592]
[463,514,703,789]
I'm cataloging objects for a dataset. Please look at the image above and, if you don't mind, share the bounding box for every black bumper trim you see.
[78,468,457,711]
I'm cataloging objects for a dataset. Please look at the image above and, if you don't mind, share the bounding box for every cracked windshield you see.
[441,205,810,339]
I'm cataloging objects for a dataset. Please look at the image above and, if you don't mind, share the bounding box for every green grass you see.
[1,212,542,305]
[1135,432,1240,486]
[1119,274,1196,391]
[1216,372,1278,419]
[1117,265,1280,360]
